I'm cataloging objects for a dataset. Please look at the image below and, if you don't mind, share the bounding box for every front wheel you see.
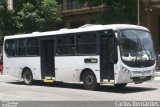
[23,69,33,85]
[83,71,98,90]
[114,83,127,88]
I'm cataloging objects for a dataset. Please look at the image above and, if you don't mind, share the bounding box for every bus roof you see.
[4,24,149,39]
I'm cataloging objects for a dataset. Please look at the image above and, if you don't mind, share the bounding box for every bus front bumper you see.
[115,69,155,84]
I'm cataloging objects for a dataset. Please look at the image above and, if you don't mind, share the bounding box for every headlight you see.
[121,66,131,74]
[121,66,125,73]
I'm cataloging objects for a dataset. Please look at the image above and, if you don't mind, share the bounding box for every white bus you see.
[3,24,156,90]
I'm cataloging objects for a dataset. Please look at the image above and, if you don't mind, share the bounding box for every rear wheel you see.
[83,71,98,90]
[114,83,127,88]
[23,69,33,85]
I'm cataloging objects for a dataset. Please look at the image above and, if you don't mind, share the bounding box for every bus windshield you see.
[119,29,155,67]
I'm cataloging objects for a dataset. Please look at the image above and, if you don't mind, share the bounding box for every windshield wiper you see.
[134,36,141,63]
[134,35,151,63]
[138,37,151,61]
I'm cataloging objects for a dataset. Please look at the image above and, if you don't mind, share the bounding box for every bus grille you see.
[131,76,151,82]
[132,70,152,75]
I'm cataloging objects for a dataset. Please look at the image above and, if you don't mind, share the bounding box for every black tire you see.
[22,69,33,85]
[83,71,98,90]
[114,83,127,88]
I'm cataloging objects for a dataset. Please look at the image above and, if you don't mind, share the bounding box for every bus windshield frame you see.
[119,29,155,67]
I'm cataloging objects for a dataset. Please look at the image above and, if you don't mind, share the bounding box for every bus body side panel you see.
[55,56,100,83]
[3,55,42,80]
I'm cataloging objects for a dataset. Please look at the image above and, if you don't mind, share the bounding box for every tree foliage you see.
[82,0,144,24]
[0,4,15,36]
[0,0,62,36]
[14,3,41,33]
[39,0,62,31]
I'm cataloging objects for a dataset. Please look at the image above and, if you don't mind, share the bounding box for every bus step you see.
[43,79,54,83]
[45,76,55,80]
[101,80,114,84]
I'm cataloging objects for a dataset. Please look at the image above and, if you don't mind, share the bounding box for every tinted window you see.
[76,44,96,54]
[16,39,27,56]
[5,40,16,56]
[5,38,39,57]
[76,33,96,44]
[57,34,75,55]
[27,38,39,55]
[57,35,74,45]
[76,32,97,54]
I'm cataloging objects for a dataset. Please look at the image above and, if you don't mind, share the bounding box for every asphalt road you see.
[0,75,160,101]
[0,74,160,107]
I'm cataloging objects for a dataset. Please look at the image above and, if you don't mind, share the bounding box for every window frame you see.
[4,37,40,57]
[4,31,100,57]
[75,31,98,55]
[16,38,27,56]
[4,39,16,57]
[55,31,98,56]
[56,34,75,56]
[27,38,39,56]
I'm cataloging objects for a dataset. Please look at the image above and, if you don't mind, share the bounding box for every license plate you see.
[140,76,146,79]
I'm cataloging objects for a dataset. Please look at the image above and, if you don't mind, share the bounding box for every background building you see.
[141,0,160,52]
[59,0,104,28]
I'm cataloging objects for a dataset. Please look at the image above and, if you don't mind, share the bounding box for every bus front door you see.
[40,39,55,79]
[100,35,114,82]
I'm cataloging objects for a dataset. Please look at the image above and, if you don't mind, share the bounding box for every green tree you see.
[0,4,16,36]
[81,0,144,24]
[13,3,39,33]
[0,0,62,36]
[14,0,62,33]
[39,0,62,31]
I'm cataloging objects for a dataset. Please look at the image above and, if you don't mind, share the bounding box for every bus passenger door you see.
[100,34,115,82]
[40,39,55,79]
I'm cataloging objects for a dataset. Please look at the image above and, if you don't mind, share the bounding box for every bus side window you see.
[56,34,75,55]
[76,32,97,54]
[27,38,39,55]
[16,39,27,56]
[5,40,16,56]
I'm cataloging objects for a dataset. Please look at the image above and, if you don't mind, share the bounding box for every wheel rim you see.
[85,75,94,85]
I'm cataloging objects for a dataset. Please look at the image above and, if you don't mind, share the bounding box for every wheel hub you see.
[86,75,94,85]
[25,72,31,82]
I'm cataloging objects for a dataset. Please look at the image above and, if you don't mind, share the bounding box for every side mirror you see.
[114,30,120,46]
[114,33,118,64]
[114,45,118,64]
